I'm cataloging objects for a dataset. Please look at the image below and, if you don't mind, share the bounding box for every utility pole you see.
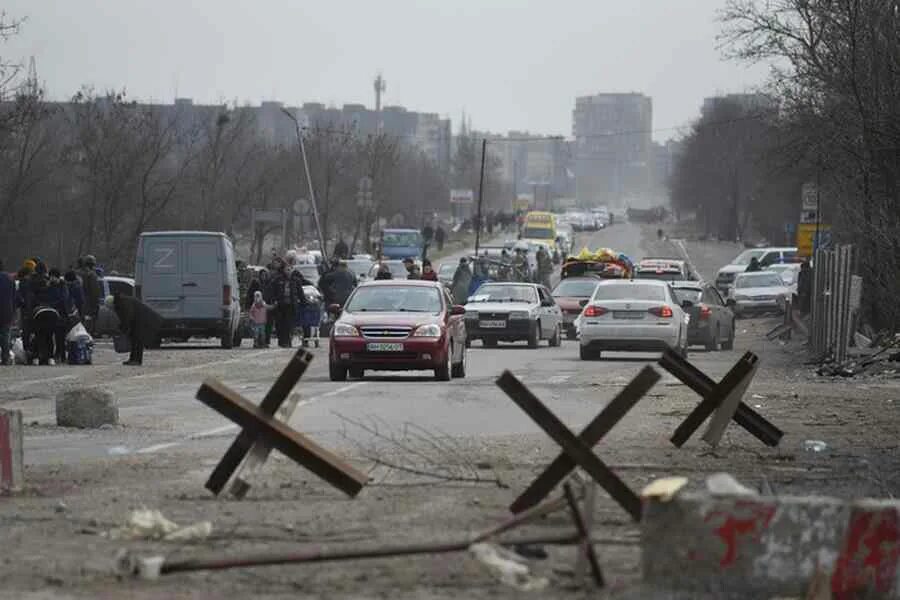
[474,138,487,255]
[282,108,328,262]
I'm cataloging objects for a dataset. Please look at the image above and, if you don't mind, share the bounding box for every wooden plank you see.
[509,366,659,514]
[229,392,303,499]
[669,355,756,447]
[205,349,313,495]
[197,379,367,497]
[701,363,759,447]
[496,371,641,522]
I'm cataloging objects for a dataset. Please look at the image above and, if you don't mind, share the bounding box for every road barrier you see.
[811,245,859,364]
[196,349,367,499]
[0,409,24,493]
[641,487,900,599]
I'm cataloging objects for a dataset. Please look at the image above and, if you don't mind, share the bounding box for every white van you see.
[135,231,242,348]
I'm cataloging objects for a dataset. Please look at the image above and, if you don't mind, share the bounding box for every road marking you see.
[130,382,368,455]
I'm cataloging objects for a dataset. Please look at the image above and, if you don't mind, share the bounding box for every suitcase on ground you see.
[113,335,131,354]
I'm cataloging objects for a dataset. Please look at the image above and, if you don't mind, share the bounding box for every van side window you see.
[186,242,219,274]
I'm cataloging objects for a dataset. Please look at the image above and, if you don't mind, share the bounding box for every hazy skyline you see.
[3,0,768,140]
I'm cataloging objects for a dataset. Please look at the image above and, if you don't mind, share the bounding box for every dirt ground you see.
[2,226,899,599]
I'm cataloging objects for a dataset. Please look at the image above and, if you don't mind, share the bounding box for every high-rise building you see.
[572,93,652,206]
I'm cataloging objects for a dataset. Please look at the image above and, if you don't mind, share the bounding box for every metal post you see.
[282,109,328,262]
[474,138,487,256]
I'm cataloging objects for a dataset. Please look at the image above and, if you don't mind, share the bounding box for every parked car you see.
[578,279,689,360]
[94,275,136,337]
[551,277,601,339]
[437,263,457,286]
[767,263,801,296]
[463,282,562,348]
[728,271,792,317]
[135,231,241,348]
[328,280,467,382]
[715,247,798,293]
[671,281,735,351]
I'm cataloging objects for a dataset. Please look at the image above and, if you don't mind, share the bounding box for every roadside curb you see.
[0,409,24,493]
[641,490,900,598]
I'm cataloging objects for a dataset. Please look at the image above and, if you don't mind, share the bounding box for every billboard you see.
[449,189,474,204]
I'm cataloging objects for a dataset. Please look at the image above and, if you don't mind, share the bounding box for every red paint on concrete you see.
[0,412,12,492]
[704,500,777,567]
[832,506,900,599]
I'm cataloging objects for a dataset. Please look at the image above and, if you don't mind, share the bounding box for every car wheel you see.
[435,346,452,381]
[329,359,348,382]
[349,368,364,379]
[483,338,498,348]
[527,322,540,349]
[579,344,599,360]
[451,343,467,378]
[549,323,561,347]
[722,320,735,350]
[705,325,719,352]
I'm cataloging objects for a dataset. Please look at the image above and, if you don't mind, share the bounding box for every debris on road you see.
[469,543,548,591]
[640,477,688,502]
[104,509,212,541]
[802,440,828,453]
[55,388,118,429]
[705,473,757,496]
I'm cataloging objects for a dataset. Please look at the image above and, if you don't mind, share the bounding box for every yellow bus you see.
[523,211,557,242]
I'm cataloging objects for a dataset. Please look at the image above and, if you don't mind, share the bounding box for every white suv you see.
[715,247,798,293]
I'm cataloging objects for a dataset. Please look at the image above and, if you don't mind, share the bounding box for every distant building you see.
[701,93,776,117]
[652,139,683,200]
[572,93,653,207]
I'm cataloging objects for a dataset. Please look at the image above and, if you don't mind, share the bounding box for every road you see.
[7,221,730,465]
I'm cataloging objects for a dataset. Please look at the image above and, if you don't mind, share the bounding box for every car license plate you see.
[366,343,404,352]
[613,311,644,319]
[480,320,506,328]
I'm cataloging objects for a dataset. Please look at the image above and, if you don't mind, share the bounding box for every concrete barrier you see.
[0,409,24,493]
[641,488,900,599]
[56,388,118,428]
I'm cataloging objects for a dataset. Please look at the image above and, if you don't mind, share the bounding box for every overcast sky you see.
[3,0,768,141]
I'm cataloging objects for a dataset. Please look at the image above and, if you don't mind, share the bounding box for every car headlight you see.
[413,324,442,337]
[509,311,530,320]
[332,322,360,337]
[733,295,750,301]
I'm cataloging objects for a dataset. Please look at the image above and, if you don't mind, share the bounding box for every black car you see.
[671,282,735,351]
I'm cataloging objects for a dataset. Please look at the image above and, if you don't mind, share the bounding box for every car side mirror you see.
[450,305,466,316]
[681,300,694,309]
[726,298,736,308]
[578,299,589,308]
[327,303,342,315]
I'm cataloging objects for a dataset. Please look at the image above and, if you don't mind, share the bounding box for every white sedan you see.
[578,279,690,360]
[464,282,563,348]
[729,271,792,316]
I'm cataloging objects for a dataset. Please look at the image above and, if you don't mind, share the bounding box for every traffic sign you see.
[450,189,474,204]
[801,182,818,211]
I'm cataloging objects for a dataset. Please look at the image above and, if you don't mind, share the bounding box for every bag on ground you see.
[113,335,131,354]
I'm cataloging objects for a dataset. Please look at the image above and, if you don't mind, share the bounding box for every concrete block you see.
[56,388,118,429]
[0,409,24,493]
[642,491,900,599]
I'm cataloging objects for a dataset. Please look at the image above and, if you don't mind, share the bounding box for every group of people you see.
[445,244,555,306]
[0,255,105,366]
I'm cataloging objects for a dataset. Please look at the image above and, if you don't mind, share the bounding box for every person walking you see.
[435,226,446,252]
[249,291,272,349]
[536,246,553,289]
[319,260,356,307]
[268,258,296,348]
[333,238,349,260]
[78,255,102,334]
[450,258,473,305]
[797,260,813,315]
[64,270,85,319]
[46,268,72,364]
[108,292,164,366]
[0,261,14,366]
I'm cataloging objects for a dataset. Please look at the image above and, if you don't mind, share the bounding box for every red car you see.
[329,280,467,382]
[551,277,602,339]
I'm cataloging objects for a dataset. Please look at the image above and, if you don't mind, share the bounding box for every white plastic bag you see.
[12,337,26,365]
[66,322,92,343]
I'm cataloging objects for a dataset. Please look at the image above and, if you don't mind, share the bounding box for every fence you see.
[810,245,858,363]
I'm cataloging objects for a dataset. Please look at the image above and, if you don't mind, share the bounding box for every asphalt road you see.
[8,221,741,466]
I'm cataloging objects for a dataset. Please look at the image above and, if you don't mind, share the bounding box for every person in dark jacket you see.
[420,259,438,282]
[47,268,72,364]
[0,261,14,365]
[797,260,813,315]
[374,262,393,280]
[290,268,310,343]
[28,263,56,365]
[333,238,349,260]
[15,264,33,360]
[267,258,296,348]
[64,270,85,318]
[745,257,762,272]
[78,255,102,333]
[435,226,446,251]
[109,292,164,366]
[450,258,473,305]
[319,260,357,307]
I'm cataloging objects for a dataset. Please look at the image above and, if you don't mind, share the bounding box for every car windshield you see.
[468,285,537,303]
[735,273,784,288]
[592,283,666,301]
[345,285,442,313]
[769,266,798,283]
[345,260,373,277]
[523,227,555,239]
[382,231,421,246]
[552,280,598,297]
[673,288,702,304]
[732,249,766,266]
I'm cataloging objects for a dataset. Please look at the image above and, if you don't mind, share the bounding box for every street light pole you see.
[475,138,487,256]
[282,108,328,262]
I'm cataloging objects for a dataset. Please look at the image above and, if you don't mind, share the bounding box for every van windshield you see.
[523,227,555,239]
[382,231,422,247]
